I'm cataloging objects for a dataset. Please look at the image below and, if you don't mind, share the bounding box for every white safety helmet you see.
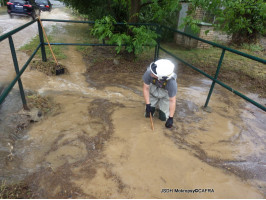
[150,59,175,80]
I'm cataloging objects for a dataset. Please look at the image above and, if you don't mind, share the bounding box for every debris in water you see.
[26,94,60,115]
[30,60,68,76]
[7,143,14,161]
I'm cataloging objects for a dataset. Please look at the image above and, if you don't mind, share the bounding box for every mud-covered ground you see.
[0,43,265,198]
[0,8,266,199]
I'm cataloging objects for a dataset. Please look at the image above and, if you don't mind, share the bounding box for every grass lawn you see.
[20,34,67,60]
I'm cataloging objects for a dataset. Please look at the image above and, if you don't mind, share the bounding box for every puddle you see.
[0,5,265,199]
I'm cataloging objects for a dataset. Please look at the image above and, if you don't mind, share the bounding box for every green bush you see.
[91,16,158,55]
[186,0,266,44]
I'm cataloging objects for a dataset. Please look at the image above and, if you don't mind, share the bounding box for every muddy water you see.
[0,16,34,85]
[0,4,75,184]
[0,5,71,86]
[15,47,266,198]
[1,6,266,199]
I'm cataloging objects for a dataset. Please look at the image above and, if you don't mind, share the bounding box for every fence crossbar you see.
[160,46,214,80]
[40,19,158,27]
[45,42,153,47]
[0,19,37,43]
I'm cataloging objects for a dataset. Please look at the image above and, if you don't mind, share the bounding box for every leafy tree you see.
[186,0,266,44]
[61,0,180,24]
[62,0,129,22]
[91,16,158,54]
[61,0,181,55]
[1,0,8,6]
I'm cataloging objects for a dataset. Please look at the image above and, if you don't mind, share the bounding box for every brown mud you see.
[30,60,68,76]
[0,44,264,198]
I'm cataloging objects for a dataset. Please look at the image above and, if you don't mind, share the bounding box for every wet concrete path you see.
[0,6,265,199]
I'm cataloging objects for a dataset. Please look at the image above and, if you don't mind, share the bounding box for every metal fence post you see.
[154,43,158,62]
[154,25,161,61]
[38,19,47,62]
[8,36,29,110]
[204,49,226,109]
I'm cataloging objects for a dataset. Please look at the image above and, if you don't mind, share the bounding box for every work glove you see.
[145,104,155,118]
[165,117,173,128]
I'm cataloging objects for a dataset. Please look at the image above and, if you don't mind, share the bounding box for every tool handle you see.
[38,18,59,66]
[150,112,154,131]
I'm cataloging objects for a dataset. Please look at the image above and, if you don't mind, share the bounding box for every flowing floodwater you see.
[0,0,69,85]
[0,5,265,198]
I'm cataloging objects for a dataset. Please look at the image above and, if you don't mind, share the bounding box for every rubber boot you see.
[158,109,166,121]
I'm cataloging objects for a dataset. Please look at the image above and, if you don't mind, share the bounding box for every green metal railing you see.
[0,19,39,110]
[0,19,265,113]
[156,25,266,112]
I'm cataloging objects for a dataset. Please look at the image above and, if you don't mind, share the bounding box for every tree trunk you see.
[129,0,141,23]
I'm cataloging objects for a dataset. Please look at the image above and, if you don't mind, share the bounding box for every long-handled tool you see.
[38,17,64,75]
[150,112,154,131]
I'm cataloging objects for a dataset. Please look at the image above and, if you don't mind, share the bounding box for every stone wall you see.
[197,24,214,48]
[175,24,214,49]
[175,5,214,49]
[194,7,204,20]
